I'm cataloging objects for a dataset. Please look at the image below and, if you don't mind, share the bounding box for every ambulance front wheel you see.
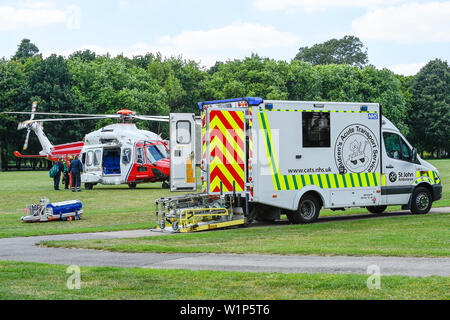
[410,187,432,214]
[128,183,137,189]
[287,194,321,224]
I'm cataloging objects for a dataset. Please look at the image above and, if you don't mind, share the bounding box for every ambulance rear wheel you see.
[128,183,137,189]
[366,205,387,214]
[287,194,320,224]
[411,187,432,214]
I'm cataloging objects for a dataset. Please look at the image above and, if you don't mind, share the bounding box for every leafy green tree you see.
[285,60,322,101]
[27,54,80,146]
[294,36,369,67]
[69,49,97,62]
[0,59,31,169]
[12,39,40,61]
[409,59,449,158]
[202,54,289,101]
[68,55,170,137]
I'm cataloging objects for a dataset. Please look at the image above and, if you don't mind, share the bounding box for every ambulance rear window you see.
[176,121,191,144]
[302,112,330,148]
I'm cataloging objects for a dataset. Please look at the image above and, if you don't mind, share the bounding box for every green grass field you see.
[0,261,448,300]
[0,160,448,301]
[0,159,447,239]
[42,212,450,257]
[0,170,178,238]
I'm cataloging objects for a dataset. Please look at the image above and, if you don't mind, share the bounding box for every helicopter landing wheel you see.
[85,183,93,190]
[162,181,170,189]
[128,183,137,189]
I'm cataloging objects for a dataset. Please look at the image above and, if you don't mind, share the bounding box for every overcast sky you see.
[1,0,449,75]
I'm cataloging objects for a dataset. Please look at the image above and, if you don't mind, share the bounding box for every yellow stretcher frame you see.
[180,218,245,233]
[157,207,245,233]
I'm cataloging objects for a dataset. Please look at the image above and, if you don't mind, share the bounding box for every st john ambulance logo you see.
[389,172,398,183]
[334,124,379,174]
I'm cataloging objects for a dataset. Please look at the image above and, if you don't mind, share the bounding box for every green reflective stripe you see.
[333,174,339,188]
[318,175,323,188]
[349,174,355,188]
[284,175,290,190]
[357,174,363,187]
[292,175,298,189]
[259,113,280,190]
[325,174,332,189]
[365,173,370,186]
[301,175,306,187]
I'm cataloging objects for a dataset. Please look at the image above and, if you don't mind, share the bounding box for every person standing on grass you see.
[53,158,64,191]
[63,157,71,190]
[68,155,83,192]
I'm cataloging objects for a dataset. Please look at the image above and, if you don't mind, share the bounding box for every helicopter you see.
[3,102,171,189]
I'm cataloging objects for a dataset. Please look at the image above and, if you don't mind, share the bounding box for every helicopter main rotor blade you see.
[19,116,112,124]
[1,111,120,118]
[134,115,170,122]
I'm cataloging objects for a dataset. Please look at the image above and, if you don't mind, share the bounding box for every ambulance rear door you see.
[169,113,197,191]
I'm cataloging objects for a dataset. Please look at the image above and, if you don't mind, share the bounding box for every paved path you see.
[1,208,449,277]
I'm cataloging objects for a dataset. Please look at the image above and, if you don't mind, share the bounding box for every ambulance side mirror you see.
[412,148,418,163]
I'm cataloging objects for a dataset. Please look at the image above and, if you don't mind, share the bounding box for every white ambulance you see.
[156,98,442,232]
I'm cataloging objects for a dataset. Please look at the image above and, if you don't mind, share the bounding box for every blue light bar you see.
[198,97,263,110]
[245,97,264,106]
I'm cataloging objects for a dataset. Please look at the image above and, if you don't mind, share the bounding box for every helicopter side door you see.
[85,149,102,175]
[170,113,197,191]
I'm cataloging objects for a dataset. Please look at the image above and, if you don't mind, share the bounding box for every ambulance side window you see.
[383,132,401,160]
[302,112,330,148]
[122,148,131,164]
[86,151,93,166]
[176,121,191,144]
[399,138,411,161]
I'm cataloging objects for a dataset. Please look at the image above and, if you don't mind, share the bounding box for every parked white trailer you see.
[156,98,442,232]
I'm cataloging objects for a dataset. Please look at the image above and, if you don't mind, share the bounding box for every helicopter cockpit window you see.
[136,147,145,164]
[86,151,93,167]
[146,145,165,164]
[94,150,101,166]
[122,148,131,164]
[176,121,191,144]
[155,144,169,159]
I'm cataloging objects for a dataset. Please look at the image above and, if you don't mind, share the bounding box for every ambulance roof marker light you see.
[361,105,368,112]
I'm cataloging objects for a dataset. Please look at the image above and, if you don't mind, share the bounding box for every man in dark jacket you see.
[68,155,83,192]
[53,158,64,191]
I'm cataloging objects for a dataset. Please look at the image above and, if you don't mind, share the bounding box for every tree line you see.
[0,37,448,169]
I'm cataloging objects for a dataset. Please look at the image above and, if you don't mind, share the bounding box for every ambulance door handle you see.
[386,165,394,169]
[296,155,302,159]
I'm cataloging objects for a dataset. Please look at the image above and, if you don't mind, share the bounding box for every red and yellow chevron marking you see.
[209,110,245,193]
